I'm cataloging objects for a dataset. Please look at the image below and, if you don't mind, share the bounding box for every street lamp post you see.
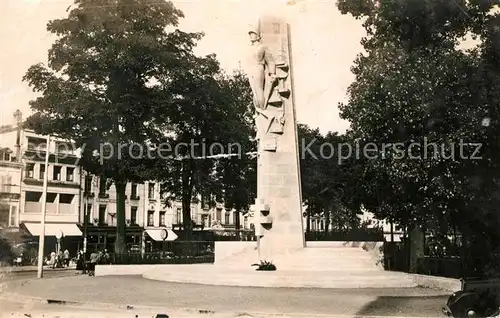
[37,135,50,279]
[82,179,89,273]
[55,230,63,253]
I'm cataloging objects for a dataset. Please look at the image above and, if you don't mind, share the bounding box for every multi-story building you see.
[20,129,83,252]
[0,132,22,229]
[0,110,83,254]
[81,174,144,252]
[1,111,252,254]
[80,178,251,252]
[142,181,178,251]
[0,112,23,231]
[209,202,248,230]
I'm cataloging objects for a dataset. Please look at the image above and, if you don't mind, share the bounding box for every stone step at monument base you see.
[142,265,417,288]
[218,247,382,271]
[143,245,415,289]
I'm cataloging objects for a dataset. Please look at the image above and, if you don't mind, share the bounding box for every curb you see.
[410,274,461,292]
[0,268,77,274]
[0,292,425,318]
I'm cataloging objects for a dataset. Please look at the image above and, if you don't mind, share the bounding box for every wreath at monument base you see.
[251,260,276,271]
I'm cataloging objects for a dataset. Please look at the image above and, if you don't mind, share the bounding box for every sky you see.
[0,0,367,133]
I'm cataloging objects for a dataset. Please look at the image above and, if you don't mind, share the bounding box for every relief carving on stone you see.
[246,22,290,150]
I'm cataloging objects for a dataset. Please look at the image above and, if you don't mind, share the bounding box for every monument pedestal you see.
[142,242,418,289]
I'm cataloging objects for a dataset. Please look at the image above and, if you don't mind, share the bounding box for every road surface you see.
[1,275,450,317]
[0,267,77,282]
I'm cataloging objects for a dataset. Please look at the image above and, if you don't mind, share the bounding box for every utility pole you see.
[37,136,50,279]
[83,171,88,273]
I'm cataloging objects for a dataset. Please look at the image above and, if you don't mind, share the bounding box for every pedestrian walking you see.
[50,251,56,269]
[88,251,101,276]
[63,249,70,267]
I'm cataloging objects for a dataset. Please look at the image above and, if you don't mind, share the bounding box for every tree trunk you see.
[235,210,241,230]
[324,211,331,234]
[114,181,127,254]
[306,214,310,234]
[181,160,193,239]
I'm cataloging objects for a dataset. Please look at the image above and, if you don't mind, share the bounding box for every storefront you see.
[21,222,82,256]
[143,228,178,252]
[80,224,143,253]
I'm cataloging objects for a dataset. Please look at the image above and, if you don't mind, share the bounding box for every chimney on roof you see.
[13,109,22,162]
[13,109,22,125]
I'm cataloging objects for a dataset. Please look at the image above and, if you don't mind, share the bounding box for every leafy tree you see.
[298,124,361,233]
[154,69,255,235]
[338,0,500,274]
[22,0,209,253]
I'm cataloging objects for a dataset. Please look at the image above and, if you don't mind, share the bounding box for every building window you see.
[3,152,10,161]
[107,213,116,226]
[202,215,209,228]
[99,205,106,225]
[9,206,17,227]
[26,163,34,178]
[56,142,73,154]
[216,208,222,221]
[131,183,137,198]
[159,211,166,226]
[148,183,155,199]
[0,205,8,228]
[66,167,74,182]
[39,164,45,179]
[53,166,61,181]
[130,206,137,225]
[84,176,92,194]
[26,191,42,202]
[27,137,46,150]
[85,205,92,224]
[233,211,239,227]
[147,211,154,226]
[99,177,107,195]
[176,208,181,224]
[47,193,57,203]
[201,194,210,209]
[59,194,74,204]
[225,211,230,224]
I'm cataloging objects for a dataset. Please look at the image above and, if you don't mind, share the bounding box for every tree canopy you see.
[23,0,255,250]
[298,124,362,232]
[338,0,500,273]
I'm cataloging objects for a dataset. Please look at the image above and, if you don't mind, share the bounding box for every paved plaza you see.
[1,275,449,317]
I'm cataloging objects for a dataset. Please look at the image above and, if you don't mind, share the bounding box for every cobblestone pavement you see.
[2,275,450,317]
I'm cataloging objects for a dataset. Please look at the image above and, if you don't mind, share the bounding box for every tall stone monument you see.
[245,16,305,260]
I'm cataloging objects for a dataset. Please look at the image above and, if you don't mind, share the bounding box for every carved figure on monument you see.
[246,25,277,111]
[246,24,285,143]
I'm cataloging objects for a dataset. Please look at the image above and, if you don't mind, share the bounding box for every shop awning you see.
[23,223,82,237]
[145,228,178,241]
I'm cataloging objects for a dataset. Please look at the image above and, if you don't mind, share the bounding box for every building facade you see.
[81,178,253,252]
[19,130,83,253]
[0,111,82,254]
[1,110,252,253]
[0,144,22,229]
[80,173,145,252]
